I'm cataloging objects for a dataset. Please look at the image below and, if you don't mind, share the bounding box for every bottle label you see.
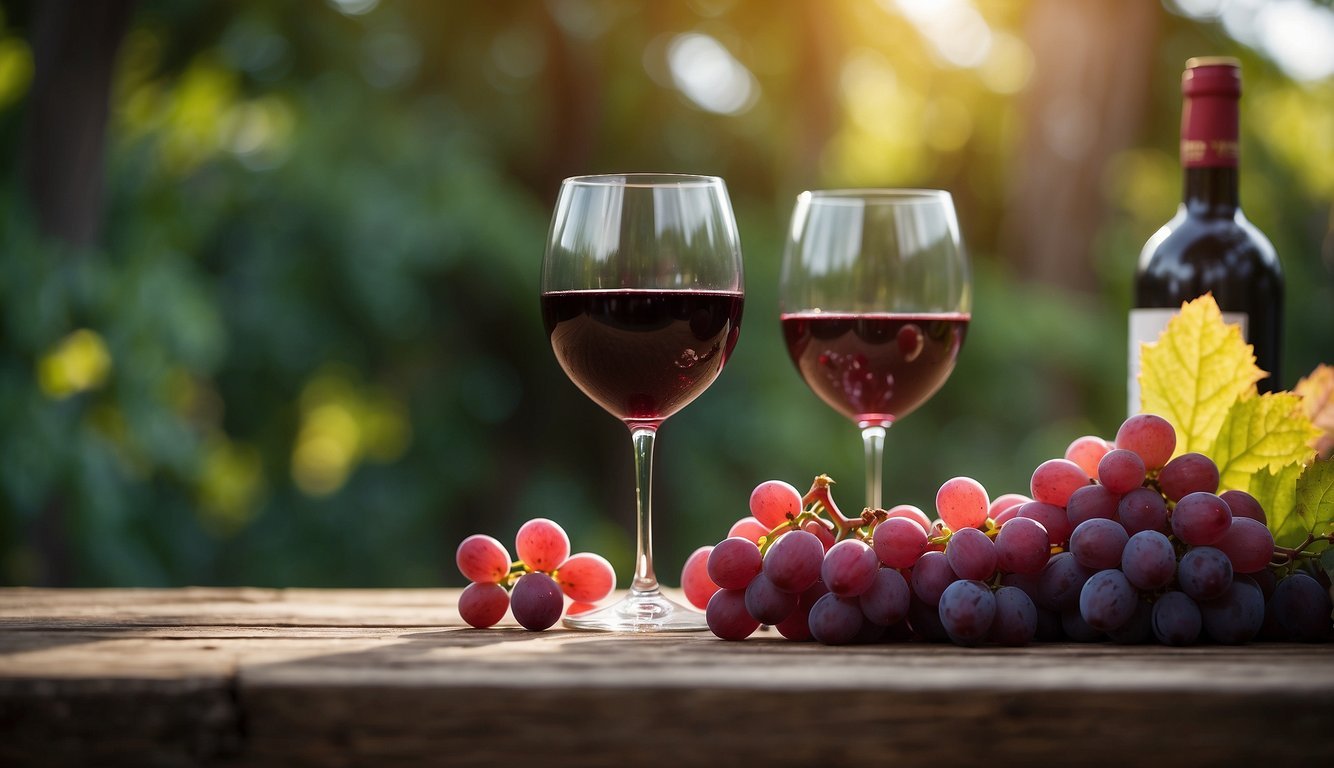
[1127,308,1248,416]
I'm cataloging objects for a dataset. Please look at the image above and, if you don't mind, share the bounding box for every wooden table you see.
[1,588,1331,767]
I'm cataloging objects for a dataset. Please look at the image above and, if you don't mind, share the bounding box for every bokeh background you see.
[1,0,1330,588]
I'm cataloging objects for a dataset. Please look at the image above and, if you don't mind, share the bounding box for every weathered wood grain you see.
[1,588,1331,767]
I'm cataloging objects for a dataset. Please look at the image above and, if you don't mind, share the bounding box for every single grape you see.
[1037,551,1094,611]
[458,582,509,628]
[762,529,824,594]
[1065,435,1113,479]
[744,572,799,625]
[1069,518,1129,571]
[707,537,763,590]
[946,526,998,581]
[938,579,996,646]
[884,504,934,532]
[1097,448,1146,495]
[872,516,928,569]
[455,534,511,584]
[993,504,1023,527]
[510,571,564,631]
[1118,487,1168,535]
[1115,413,1176,470]
[1061,605,1103,642]
[807,592,866,645]
[680,545,719,610]
[821,539,880,597]
[1066,484,1120,528]
[1120,530,1176,590]
[1157,453,1220,502]
[936,476,990,531]
[749,480,804,528]
[706,588,759,641]
[1271,572,1334,642]
[994,516,1050,575]
[988,586,1037,646]
[908,596,950,642]
[1201,575,1264,644]
[1017,501,1072,547]
[1030,458,1090,508]
[1171,492,1232,546]
[1213,517,1274,574]
[988,493,1033,522]
[803,518,837,551]
[728,516,770,544]
[860,567,911,627]
[554,552,616,603]
[515,518,571,573]
[1152,591,1202,645]
[910,550,958,606]
[1219,489,1266,525]
[1079,569,1138,633]
[1178,546,1233,601]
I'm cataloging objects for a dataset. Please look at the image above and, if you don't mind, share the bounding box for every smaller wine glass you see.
[779,189,971,512]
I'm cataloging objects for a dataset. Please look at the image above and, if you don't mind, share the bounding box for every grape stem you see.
[802,475,866,541]
[1271,532,1333,565]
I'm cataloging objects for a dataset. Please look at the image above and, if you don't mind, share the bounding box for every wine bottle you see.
[1128,57,1283,415]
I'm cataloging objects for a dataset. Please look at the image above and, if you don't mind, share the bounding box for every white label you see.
[1128,308,1248,417]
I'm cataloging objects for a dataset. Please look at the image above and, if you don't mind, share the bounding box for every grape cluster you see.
[687,414,1333,646]
[456,518,616,630]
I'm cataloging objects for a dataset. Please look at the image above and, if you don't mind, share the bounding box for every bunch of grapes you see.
[456,517,616,631]
[686,413,1333,646]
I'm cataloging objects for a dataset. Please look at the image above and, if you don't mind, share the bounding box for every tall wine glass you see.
[541,173,744,631]
[779,189,971,512]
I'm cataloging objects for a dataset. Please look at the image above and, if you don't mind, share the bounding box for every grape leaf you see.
[1211,392,1319,493]
[1138,294,1266,454]
[1294,363,1334,459]
[1295,457,1334,542]
[1253,462,1304,548]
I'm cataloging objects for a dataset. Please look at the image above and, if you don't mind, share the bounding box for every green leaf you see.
[1295,457,1334,541]
[1253,462,1304,548]
[1139,294,1265,454]
[1211,392,1319,492]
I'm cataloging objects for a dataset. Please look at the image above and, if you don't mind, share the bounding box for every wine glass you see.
[541,173,745,631]
[779,189,971,512]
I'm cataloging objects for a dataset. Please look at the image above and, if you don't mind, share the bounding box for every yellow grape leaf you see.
[1138,294,1266,454]
[1252,462,1303,548]
[1295,363,1334,459]
[1211,392,1320,493]
[1295,457,1334,542]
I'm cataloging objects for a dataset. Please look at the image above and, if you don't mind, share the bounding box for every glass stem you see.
[629,426,660,595]
[861,425,887,512]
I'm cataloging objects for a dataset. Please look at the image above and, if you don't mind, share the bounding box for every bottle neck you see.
[1183,166,1239,215]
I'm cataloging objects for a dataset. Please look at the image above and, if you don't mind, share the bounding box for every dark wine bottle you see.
[1128,57,1283,415]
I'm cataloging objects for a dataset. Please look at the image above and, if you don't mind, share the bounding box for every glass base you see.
[562,588,708,632]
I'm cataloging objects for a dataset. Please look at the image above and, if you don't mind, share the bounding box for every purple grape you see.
[808,592,865,645]
[1157,452,1220,502]
[872,516,929,569]
[1069,518,1129,571]
[1201,575,1264,644]
[1171,492,1232,546]
[1037,551,1093,611]
[1060,605,1103,642]
[910,550,958,606]
[1213,517,1274,574]
[988,585,1038,646]
[1271,572,1334,642]
[707,536,763,590]
[706,588,760,641]
[1017,501,1072,547]
[859,567,911,627]
[938,580,996,646]
[1219,489,1266,525]
[775,580,829,641]
[1121,530,1176,590]
[1066,484,1120,527]
[762,529,824,593]
[1000,571,1043,602]
[1152,591,1202,645]
[821,538,880,597]
[509,572,564,631]
[1118,487,1168,534]
[1097,448,1146,495]
[1105,597,1152,644]
[946,526,998,581]
[995,516,1050,575]
[1178,546,1233,601]
[1079,569,1138,632]
[744,572,799,625]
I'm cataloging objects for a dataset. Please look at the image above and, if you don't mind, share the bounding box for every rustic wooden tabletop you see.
[1,587,1331,767]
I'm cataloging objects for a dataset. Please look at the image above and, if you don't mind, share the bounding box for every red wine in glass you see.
[542,289,745,426]
[781,312,969,428]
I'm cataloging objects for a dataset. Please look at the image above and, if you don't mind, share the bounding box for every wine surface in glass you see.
[781,312,969,428]
[543,288,744,426]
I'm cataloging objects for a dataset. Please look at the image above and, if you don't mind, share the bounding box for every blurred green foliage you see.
[0,0,1330,587]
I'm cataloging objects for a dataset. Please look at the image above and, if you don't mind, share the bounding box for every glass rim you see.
[799,188,953,205]
[561,173,725,188]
